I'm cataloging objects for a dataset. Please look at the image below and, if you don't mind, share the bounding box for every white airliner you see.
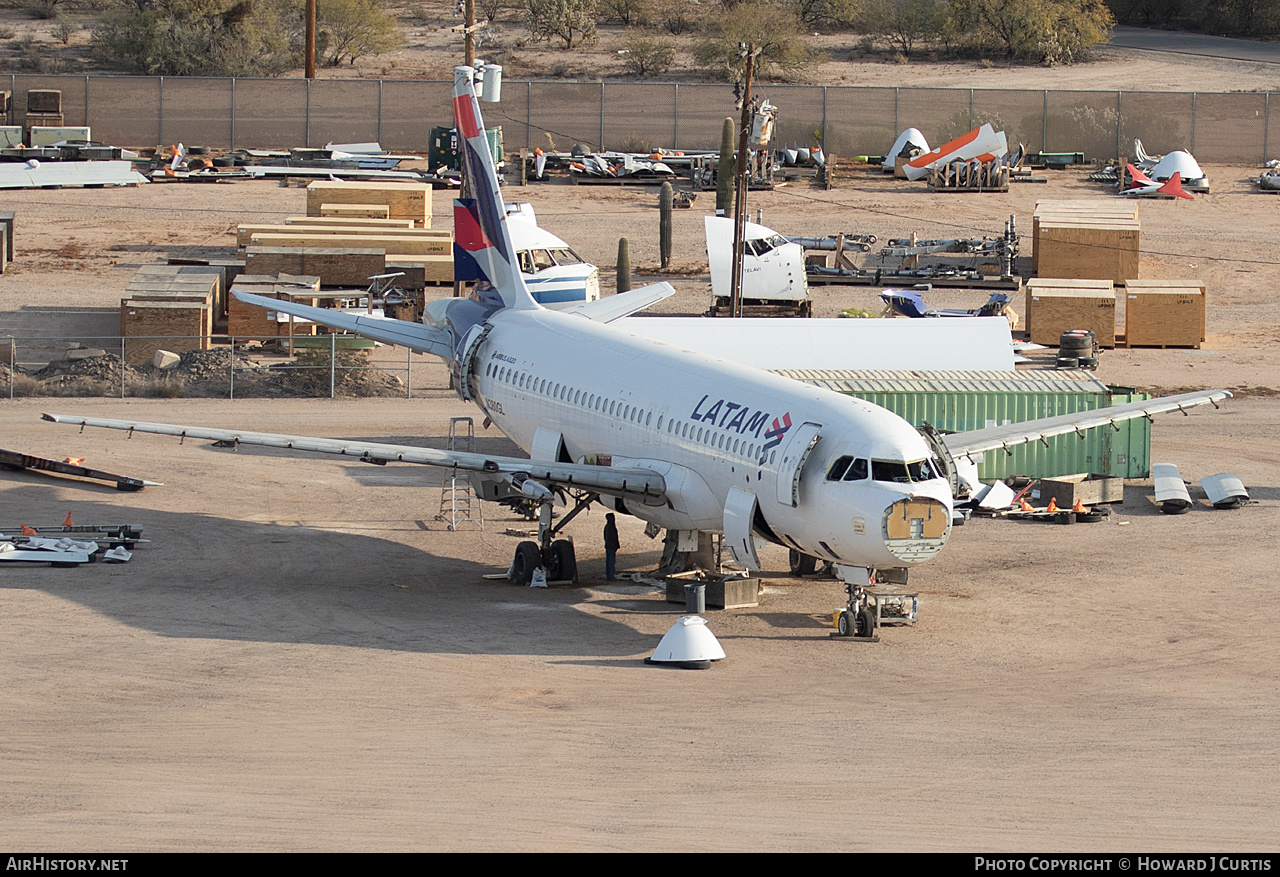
[46,68,1230,613]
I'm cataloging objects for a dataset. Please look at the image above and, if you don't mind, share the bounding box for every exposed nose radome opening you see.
[883,496,951,564]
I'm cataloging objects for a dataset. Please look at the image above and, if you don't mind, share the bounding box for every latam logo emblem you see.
[760,412,793,462]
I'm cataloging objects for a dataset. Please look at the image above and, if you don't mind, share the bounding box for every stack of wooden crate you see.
[1033,200,1140,285]
[240,212,452,286]
[119,266,220,365]
[24,89,62,140]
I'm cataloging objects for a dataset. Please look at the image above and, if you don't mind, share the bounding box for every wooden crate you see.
[227,275,322,338]
[244,247,386,286]
[245,232,451,257]
[1027,281,1117,347]
[320,203,389,219]
[305,181,432,227]
[26,89,61,114]
[129,265,226,316]
[236,224,449,249]
[1035,220,1140,285]
[23,112,62,133]
[284,216,413,230]
[385,254,453,284]
[120,299,211,366]
[1032,201,1139,274]
[1122,280,1205,348]
[1024,278,1114,338]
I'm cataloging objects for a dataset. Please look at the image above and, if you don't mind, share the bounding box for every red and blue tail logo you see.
[452,67,539,310]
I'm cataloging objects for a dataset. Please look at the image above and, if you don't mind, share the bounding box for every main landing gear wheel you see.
[789,549,817,577]
[511,540,540,585]
[856,607,875,638]
[549,539,578,583]
[838,610,855,637]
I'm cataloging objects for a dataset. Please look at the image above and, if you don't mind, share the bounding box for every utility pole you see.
[728,43,759,319]
[454,0,477,298]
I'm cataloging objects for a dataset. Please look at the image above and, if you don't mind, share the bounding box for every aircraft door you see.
[453,323,492,402]
[723,487,761,571]
[775,422,821,507]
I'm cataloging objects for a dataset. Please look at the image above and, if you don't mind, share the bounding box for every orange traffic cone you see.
[63,510,74,526]
[1019,499,1033,512]
[1072,499,1087,514]
[21,523,36,536]
[1046,497,1059,513]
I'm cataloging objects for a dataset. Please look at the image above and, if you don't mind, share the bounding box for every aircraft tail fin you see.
[1159,171,1194,200]
[452,66,540,310]
[1126,162,1153,185]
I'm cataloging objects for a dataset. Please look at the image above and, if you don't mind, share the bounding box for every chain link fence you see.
[7,74,1279,163]
[2,334,444,400]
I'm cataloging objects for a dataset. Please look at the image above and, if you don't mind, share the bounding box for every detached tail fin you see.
[1159,171,1194,200]
[452,67,540,310]
[1125,162,1153,186]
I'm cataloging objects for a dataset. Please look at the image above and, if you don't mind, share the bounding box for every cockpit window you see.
[827,457,869,482]
[871,458,937,483]
[548,247,583,265]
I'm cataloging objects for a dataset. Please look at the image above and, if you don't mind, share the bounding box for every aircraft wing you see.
[942,390,1232,462]
[233,290,456,360]
[42,414,666,501]
[561,282,676,323]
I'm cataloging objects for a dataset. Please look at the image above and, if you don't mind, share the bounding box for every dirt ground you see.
[2,146,1279,851]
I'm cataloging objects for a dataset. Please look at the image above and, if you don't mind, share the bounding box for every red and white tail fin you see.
[1125,163,1153,186]
[452,67,540,310]
[1158,172,1194,200]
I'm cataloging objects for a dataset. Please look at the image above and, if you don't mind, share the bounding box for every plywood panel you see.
[305,181,432,227]
[1123,282,1205,348]
[1027,285,1117,347]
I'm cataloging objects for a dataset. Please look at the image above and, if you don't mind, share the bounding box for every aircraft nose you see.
[882,495,951,564]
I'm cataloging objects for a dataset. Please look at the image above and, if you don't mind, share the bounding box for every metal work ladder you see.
[437,417,483,531]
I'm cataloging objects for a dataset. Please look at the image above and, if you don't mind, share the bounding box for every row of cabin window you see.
[487,363,653,425]
[485,362,775,466]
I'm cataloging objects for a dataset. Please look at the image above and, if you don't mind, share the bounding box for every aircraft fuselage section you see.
[470,306,953,570]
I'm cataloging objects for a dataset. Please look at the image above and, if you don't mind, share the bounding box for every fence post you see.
[119,337,125,398]
[329,333,336,398]
[821,85,827,148]
[231,78,236,149]
[599,82,605,152]
[1116,91,1123,162]
[84,75,88,128]
[158,76,164,146]
[229,338,234,400]
[1191,92,1196,153]
[306,78,312,148]
[406,345,411,400]
[673,83,679,151]
[8,336,13,399]
[1266,93,1271,162]
[526,81,532,153]
[1042,90,1048,152]
[378,79,383,146]
[969,88,974,130]
[894,87,899,137]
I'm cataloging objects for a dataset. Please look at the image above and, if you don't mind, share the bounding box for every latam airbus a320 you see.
[47,67,1230,614]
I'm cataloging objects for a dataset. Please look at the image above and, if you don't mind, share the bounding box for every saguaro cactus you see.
[616,237,632,293]
[717,116,734,216]
[659,181,673,269]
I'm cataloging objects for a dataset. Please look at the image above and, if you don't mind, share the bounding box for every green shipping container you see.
[776,369,1151,480]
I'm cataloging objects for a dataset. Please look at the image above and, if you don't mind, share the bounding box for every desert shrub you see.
[694,0,819,81]
[315,0,401,66]
[620,28,674,76]
[52,16,78,44]
[525,0,597,48]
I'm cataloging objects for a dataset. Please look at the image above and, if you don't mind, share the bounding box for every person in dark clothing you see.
[603,513,620,580]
